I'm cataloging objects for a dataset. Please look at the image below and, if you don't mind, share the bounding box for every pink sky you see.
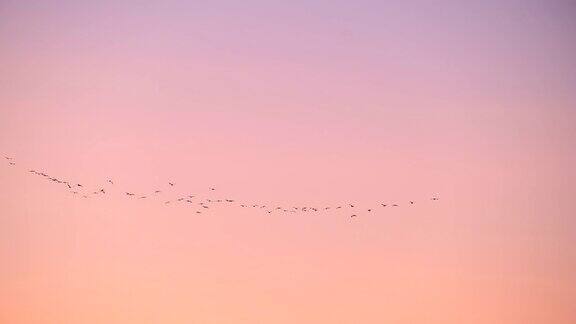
[1,0,575,323]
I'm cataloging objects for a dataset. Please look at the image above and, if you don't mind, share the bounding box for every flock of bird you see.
[4,155,439,218]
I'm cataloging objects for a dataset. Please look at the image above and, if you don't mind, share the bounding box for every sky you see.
[1,0,575,323]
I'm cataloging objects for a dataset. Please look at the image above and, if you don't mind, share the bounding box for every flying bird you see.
[168,182,174,186]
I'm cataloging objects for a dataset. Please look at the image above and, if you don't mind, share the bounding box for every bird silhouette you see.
[5,153,440,220]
